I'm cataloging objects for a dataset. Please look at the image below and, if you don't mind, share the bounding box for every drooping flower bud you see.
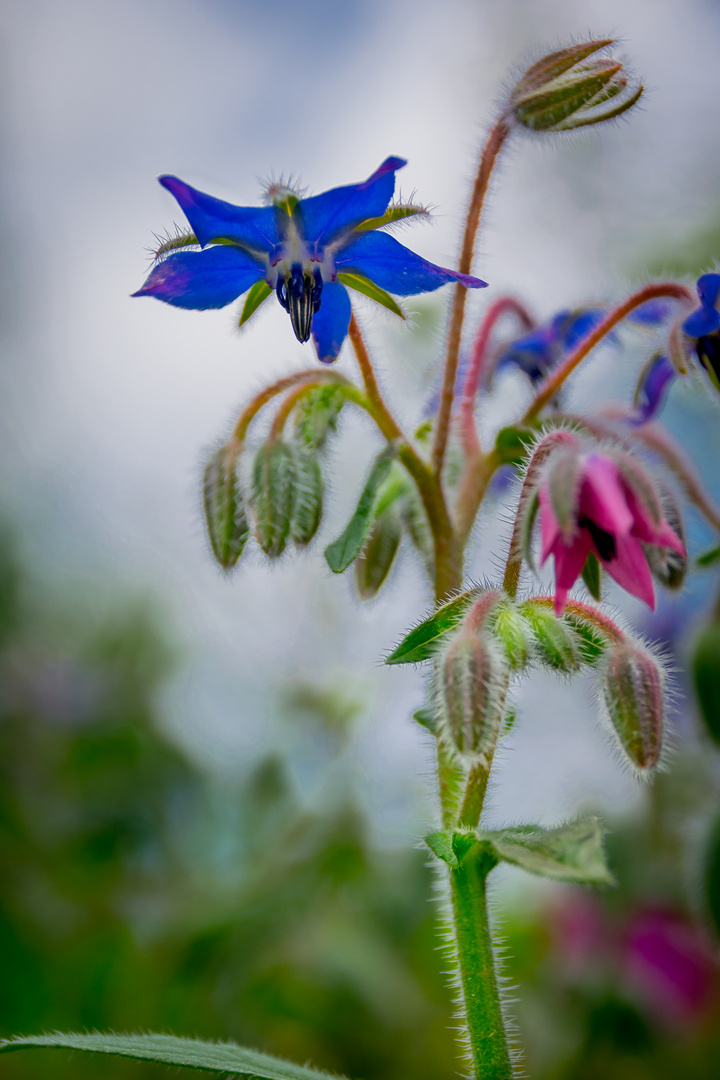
[602,640,665,770]
[438,627,507,764]
[290,446,324,546]
[202,445,250,569]
[507,39,643,133]
[354,503,402,599]
[520,599,581,672]
[252,442,296,557]
[643,484,687,591]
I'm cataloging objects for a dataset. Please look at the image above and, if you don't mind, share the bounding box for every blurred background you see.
[2,0,720,1077]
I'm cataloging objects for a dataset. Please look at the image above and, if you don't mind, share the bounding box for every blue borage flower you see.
[133,157,487,364]
[682,273,720,392]
[495,308,607,384]
[495,301,672,386]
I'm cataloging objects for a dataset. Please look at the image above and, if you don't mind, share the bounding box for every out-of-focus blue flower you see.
[496,308,606,384]
[133,158,487,364]
[630,353,675,425]
[682,273,720,392]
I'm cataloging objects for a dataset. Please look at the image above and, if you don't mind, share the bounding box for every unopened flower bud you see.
[602,641,665,770]
[439,629,507,763]
[202,445,250,569]
[252,442,296,557]
[643,484,687,591]
[293,384,345,450]
[354,503,402,599]
[521,600,581,671]
[490,600,531,671]
[290,446,324,546]
[692,622,720,747]
[507,39,643,133]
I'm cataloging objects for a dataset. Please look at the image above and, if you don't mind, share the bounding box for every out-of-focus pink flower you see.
[623,908,719,1030]
[539,452,685,614]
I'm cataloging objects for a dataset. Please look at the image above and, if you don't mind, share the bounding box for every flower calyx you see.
[507,39,643,133]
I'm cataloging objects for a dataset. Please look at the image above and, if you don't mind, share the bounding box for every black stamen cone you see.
[285,263,317,343]
[697,335,720,387]
[579,515,616,562]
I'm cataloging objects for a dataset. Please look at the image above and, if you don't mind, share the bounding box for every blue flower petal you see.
[697,272,720,309]
[629,299,672,325]
[496,327,555,382]
[683,305,720,337]
[298,157,406,247]
[335,231,487,295]
[159,176,280,253]
[632,354,675,424]
[133,247,265,309]
[311,282,352,363]
[558,308,606,349]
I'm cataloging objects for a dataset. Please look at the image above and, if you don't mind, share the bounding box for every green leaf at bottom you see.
[0,1033,347,1080]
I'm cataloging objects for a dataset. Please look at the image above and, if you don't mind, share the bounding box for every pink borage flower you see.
[539,450,685,614]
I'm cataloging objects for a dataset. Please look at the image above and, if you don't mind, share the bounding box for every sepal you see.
[385,587,487,665]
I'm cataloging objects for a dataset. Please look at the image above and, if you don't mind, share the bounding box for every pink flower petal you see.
[602,533,657,609]
[552,532,592,613]
[579,456,634,537]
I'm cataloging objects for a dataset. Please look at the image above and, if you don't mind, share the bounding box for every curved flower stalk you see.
[133,158,486,363]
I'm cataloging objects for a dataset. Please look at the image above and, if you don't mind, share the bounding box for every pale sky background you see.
[2,0,720,848]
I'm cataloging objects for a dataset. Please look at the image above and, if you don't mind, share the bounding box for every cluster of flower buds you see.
[513,430,686,615]
[424,586,668,773]
[202,385,345,569]
[506,39,643,133]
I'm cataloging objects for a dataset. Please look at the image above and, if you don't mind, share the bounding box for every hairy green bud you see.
[252,442,296,558]
[521,600,581,672]
[602,641,665,770]
[490,600,531,671]
[438,629,507,763]
[293,384,345,451]
[202,446,250,569]
[354,503,402,599]
[290,447,324,546]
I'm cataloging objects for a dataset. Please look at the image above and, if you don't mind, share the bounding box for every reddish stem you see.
[523,282,694,423]
[432,117,511,477]
[459,296,535,456]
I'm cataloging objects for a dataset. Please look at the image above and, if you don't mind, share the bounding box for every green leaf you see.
[153,230,199,260]
[413,706,438,734]
[494,425,535,466]
[385,587,484,665]
[239,280,273,327]
[425,829,458,867]
[354,204,430,232]
[697,544,720,567]
[0,1033,346,1080]
[336,271,406,320]
[424,830,478,868]
[324,446,396,573]
[479,818,613,885]
[581,552,602,601]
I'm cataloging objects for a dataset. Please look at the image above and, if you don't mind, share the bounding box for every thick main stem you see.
[432,117,511,478]
[449,849,513,1080]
